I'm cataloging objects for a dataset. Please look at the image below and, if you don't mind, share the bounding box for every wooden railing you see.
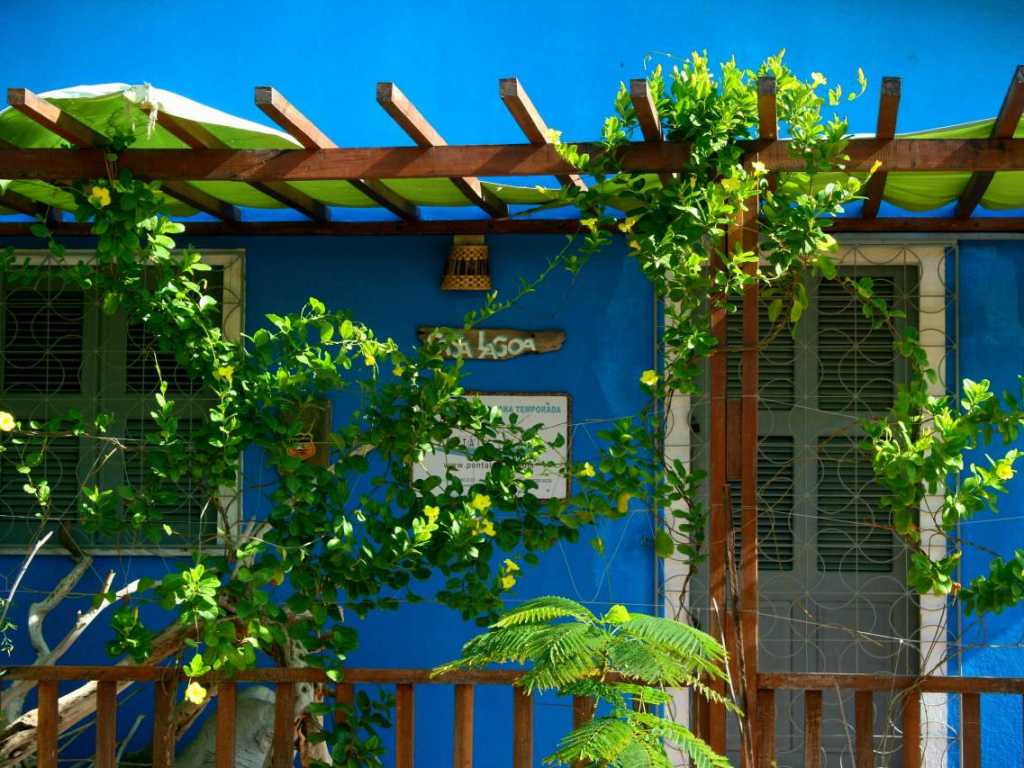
[756,672,1024,768]
[2,666,595,768]
[12,666,1022,767]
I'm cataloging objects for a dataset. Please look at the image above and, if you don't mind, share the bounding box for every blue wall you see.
[3,1,1024,763]
[0,232,654,764]
[952,239,1024,762]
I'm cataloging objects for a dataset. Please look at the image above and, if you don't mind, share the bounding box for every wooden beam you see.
[377,82,508,218]
[629,79,673,185]
[862,77,902,218]
[7,88,237,221]
[8,88,105,147]
[3,137,1022,184]
[499,77,584,189]
[5,214,1024,238]
[956,65,1024,218]
[255,86,418,221]
[151,108,328,222]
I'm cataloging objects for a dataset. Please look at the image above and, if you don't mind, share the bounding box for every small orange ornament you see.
[287,432,317,461]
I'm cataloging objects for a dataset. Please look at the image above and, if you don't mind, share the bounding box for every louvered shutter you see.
[817,276,899,413]
[729,436,794,571]
[3,280,85,394]
[727,295,795,410]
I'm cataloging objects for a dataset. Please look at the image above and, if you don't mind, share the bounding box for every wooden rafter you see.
[7,88,238,222]
[376,82,508,218]
[629,79,673,186]
[151,109,328,222]
[861,77,902,219]
[955,65,1024,218]
[499,78,585,190]
[254,87,417,221]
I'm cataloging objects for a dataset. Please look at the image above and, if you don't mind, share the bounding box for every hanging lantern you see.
[441,235,491,291]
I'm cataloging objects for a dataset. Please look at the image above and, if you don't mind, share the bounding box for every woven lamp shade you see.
[441,237,491,291]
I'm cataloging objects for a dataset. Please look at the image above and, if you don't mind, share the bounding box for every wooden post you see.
[36,680,59,768]
[95,681,118,768]
[708,238,729,756]
[803,690,822,768]
[152,673,177,768]
[572,696,596,768]
[334,681,355,726]
[902,689,921,768]
[215,683,237,768]
[272,682,296,768]
[962,692,981,768]
[395,683,414,768]
[756,688,774,768]
[739,195,760,761]
[855,691,873,768]
[453,684,474,768]
[512,687,533,768]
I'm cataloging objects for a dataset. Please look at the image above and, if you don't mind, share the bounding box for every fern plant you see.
[435,596,734,767]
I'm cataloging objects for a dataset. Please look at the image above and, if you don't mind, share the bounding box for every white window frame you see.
[0,248,245,556]
[661,241,953,767]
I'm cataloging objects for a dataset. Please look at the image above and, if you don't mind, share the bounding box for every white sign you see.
[413,392,571,499]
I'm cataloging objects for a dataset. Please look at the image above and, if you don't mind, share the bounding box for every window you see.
[0,250,243,551]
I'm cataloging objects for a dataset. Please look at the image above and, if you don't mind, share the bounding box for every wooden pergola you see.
[0,66,1022,234]
[3,67,1024,768]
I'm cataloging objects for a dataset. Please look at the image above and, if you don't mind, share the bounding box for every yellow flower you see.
[479,519,496,537]
[640,369,659,387]
[604,604,630,624]
[501,574,517,590]
[811,72,827,88]
[213,366,234,383]
[184,681,207,705]
[751,160,767,175]
[89,185,111,207]
[393,364,405,377]
[869,159,883,176]
[578,462,596,478]
[363,353,376,367]
[503,558,520,573]
[997,464,1015,481]
[0,411,15,432]
[617,492,632,514]
[470,494,492,513]
[424,505,440,523]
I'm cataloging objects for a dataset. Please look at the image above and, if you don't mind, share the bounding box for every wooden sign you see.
[412,392,571,499]
[417,327,565,361]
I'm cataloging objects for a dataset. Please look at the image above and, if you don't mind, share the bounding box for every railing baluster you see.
[95,681,117,768]
[272,681,296,768]
[216,683,237,768]
[855,690,873,768]
[334,681,354,726]
[36,679,59,768]
[512,687,533,768]
[756,689,774,768]
[152,674,177,768]
[902,689,921,768]
[803,689,821,768]
[962,692,981,768]
[572,695,595,768]
[396,683,414,768]
[454,683,474,768]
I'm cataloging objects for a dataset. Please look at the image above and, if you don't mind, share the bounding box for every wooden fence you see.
[2,666,595,768]
[8,665,1022,767]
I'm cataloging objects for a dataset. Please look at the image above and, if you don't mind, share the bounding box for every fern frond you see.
[620,615,726,665]
[545,717,634,765]
[492,595,596,628]
[631,712,732,768]
[615,740,673,768]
